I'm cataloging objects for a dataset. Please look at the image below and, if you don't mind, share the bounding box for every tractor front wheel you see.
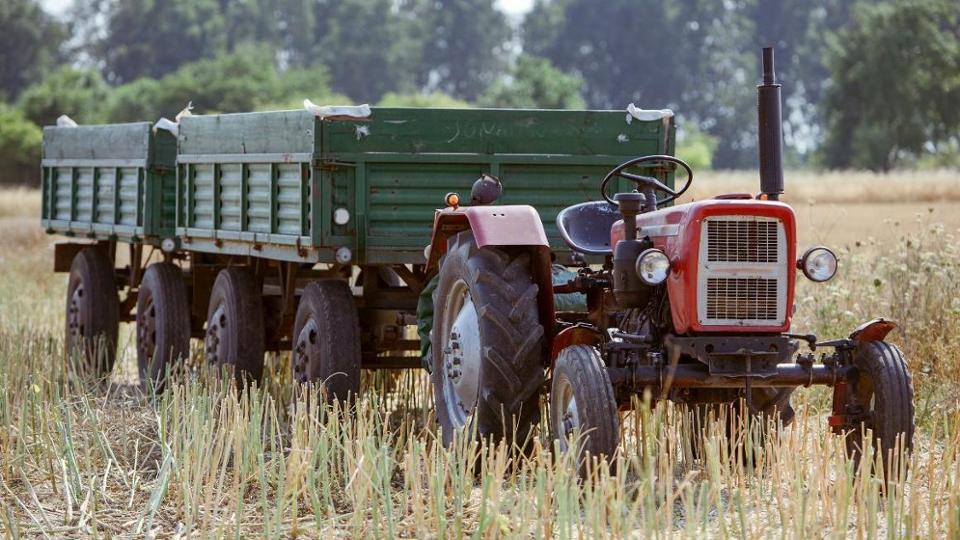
[431,231,545,449]
[550,345,619,475]
[842,341,914,476]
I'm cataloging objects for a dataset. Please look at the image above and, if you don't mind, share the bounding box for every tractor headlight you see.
[636,248,670,285]
[799,246,838,282]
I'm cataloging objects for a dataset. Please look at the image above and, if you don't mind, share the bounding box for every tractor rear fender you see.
[425,205,550,269]
[424,205,556,360]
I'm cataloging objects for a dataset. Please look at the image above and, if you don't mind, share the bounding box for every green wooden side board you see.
[41,122,178,242]
[42,108,676,264]
[174,107,676,264]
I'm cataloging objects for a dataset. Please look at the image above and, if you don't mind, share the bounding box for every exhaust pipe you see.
[757,47,784,200]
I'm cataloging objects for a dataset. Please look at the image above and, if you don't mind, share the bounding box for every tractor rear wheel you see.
[136,262,191,389]
[431,231,545,449]
[843,341,914,476]
[291,280,361,403]
[204,267,265,383]
[65,248,119,376]
[550,345,619,475]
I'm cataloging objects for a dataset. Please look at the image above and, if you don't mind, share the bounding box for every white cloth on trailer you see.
[304,99,371,119]
[153,117,179,135]
[625,103,674,124]
[56,115,78,128]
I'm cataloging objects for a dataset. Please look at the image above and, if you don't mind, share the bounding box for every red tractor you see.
[422,48,914,472]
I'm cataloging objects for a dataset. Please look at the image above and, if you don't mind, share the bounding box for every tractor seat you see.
[556,200,621,255]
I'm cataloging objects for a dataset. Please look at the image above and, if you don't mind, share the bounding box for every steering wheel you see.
[599,155,693,207]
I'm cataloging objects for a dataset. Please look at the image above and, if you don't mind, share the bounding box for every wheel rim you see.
[67,284,84,345]
[137,291,157,365]
[438,279,482,428]
[553,376,580,452]
[205,304,227,366]
[293,318,319,384]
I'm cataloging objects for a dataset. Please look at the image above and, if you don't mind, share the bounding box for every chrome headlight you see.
[799,246,838,282]
[636,248,670,285]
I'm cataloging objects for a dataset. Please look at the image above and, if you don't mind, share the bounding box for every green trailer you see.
[41,122,177,242]
[43,106,675,393]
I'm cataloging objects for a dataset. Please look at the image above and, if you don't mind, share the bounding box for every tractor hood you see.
[611,198,797,334]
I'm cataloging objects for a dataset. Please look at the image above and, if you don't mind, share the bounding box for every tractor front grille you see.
[705,278,779,320]
[698,216,787,326]
[706,219,779,263]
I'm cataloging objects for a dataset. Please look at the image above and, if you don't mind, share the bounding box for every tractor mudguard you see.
[849,317,898,342]
[424,205,550,271]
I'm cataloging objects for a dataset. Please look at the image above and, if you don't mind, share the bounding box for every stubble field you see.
[1,170,959,538]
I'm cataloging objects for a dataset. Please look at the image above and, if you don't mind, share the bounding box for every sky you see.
[496,0,535,16]
[42,0,535,17]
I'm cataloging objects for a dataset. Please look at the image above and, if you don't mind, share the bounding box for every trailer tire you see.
[292,280,361,403]
[204,267,265,383]
[136,262,190,389]
[65,248,119,376]
[431,231,545,449]
[550,345,619,475]
[844,341,914,476]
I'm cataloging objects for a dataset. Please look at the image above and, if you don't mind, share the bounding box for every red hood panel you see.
[612,199,797,334]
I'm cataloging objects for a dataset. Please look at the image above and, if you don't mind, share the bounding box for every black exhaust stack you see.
[757,47,784,200]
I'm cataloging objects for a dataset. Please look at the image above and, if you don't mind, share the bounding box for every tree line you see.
[1,0,958,185]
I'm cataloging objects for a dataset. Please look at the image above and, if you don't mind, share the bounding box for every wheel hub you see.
[439,280,482,427]
[137,294,157,360]
[67,285,84,341]
[293,319,319,383]
[205,305,226,365]
[553,378,580,451]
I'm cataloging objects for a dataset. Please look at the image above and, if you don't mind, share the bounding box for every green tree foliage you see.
[0,105,42,185]
[522,0,855,169]
[522,0,755,166]
[819,0,960,171]
[480,56,585,109]
[0,0,64,100]
[104,45,339,122]
[71,0,228,83]
[378,92,471,108]
[412,0,510,101]
[310,0,423,103]
[17,67,109,127]
[676,127,718,171]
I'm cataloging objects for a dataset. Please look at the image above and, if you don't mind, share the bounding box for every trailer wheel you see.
[431,231,545,448]
[65,248,119,376]
[136,262,190,389]
[204,267,265,382]
[550,345,619,473]
[292,280,360,402]
[844,341,914,474]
